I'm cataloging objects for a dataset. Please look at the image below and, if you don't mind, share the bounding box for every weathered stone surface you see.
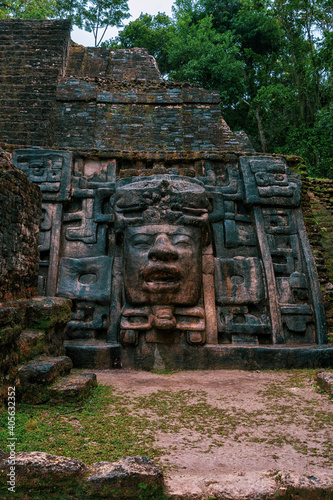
[13,149,72,202]
[206,473,276,500]
[0,20,329,373]
[0,155,42,301]
[165,470,333,499]
[1,451,333,499]
[18,356,73,387]
[18,330,45,363]
[0,20,71,147]
[49,372,97,402]
[277,469,333,491]
[0,451,87,485]
[86,456,164,498]
[25,297,72,331]
[1,297,72,403]
[64,340,122,369]
[239,156,301,206]
[25,297,72,356]
[120,343,333,371]
[315,370,333,396]
[0,452,163,498]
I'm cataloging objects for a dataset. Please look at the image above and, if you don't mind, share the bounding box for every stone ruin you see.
[0,19,332,371]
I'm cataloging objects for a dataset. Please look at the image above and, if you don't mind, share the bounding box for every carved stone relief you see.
[13,151,327,350]
[110,176,211,346]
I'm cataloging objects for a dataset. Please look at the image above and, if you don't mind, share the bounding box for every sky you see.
[71,0,176,47]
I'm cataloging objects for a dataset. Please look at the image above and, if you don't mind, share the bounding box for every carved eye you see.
[172,235,192,247]
[130,235,153,249]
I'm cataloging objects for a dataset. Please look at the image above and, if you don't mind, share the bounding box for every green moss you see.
[0,324,21,348]
[26,298,72,330]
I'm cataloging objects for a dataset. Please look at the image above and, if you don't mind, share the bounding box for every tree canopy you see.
[0,0,130,47]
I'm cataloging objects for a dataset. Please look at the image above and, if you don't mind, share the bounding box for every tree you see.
[82,0,130,47]
[54,0,85,27]
[0,0,57,18]
[167,14,245,111]
[0,0,130,48]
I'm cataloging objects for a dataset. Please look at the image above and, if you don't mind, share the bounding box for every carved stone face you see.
[123,224,202,306]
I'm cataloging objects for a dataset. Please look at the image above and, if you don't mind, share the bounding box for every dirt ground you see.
[92,369,333,499]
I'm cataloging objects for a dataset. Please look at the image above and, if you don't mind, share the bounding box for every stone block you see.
[316,370,333,397]
[240,156,301,206]
[25,297,72,330]
[13,149,72,202]
[18,330,45,363]
[49,372,97,403]
[18,356,73,387]
[86,456,164,498]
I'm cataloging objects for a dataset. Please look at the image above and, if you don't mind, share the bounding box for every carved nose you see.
[148,234,178,261]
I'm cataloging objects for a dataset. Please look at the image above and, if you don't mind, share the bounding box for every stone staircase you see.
[0,296,97,405]
[18,355,97,404]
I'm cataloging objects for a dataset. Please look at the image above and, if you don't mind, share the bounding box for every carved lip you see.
[142,264,181,292]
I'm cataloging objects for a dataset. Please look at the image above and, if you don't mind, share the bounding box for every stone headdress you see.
[112,175,210,238]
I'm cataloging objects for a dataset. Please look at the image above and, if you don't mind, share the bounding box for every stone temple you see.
[0,19,331,371]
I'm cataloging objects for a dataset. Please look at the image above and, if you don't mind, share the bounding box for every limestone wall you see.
[0,150,42,300]
[0,19,71,147]
[302,176,333,341]
[0,21,245,153]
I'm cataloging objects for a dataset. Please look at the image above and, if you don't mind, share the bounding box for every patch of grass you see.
[0,370,332,471]
[150,369,180,375]
[0,386,162,465]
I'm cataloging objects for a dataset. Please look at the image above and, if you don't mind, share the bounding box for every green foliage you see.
[106,0,333,178]
[167,14,245,109]
[0,0,57,19]
[81,0,130,47]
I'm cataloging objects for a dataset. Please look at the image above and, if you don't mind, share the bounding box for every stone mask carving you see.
[123,224,202,306]
[112,175,211,344]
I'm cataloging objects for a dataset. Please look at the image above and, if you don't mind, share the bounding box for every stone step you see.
[18,356,73,388]
[18,330,45,363]
[64,340,121,369]
[49,372,97,403]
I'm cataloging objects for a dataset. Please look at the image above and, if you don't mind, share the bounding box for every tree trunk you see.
[254,105,268,153]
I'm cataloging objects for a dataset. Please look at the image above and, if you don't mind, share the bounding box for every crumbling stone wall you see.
[0,21,246,153]
[65,45,162,81]
[0,149,42,300]
[55,44,240,151]
[56,45,239,151]
[0,19,71,147]
[301,176,333,341]
[0,297,72,403]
